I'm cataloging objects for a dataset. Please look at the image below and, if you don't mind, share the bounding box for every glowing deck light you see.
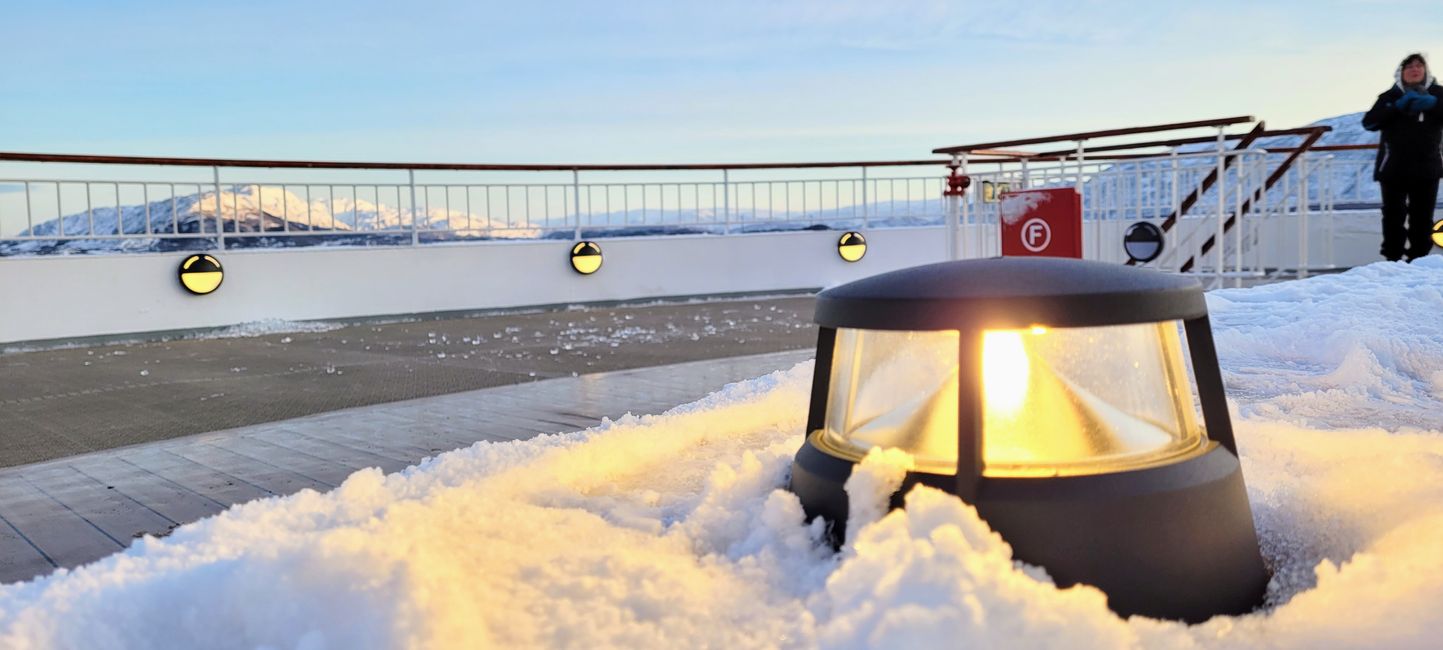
[978,324,1204,477]
[790,257,1267,622]
[837,231,867,262]
[981,330,1030,416]
[178,254,224,295]
[570,241,603,275]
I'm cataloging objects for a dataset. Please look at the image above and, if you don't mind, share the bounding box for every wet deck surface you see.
[0,349,814,585]
[1,296,816,468]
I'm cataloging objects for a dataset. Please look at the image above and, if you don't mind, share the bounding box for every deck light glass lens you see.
[819,329,959,474]
[981,321,1206,477]
[818,322,1206,476]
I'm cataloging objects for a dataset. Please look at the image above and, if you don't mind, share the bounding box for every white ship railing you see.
[0,120,1367,286]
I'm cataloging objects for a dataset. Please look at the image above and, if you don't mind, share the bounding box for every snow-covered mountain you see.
[0,185,541,255]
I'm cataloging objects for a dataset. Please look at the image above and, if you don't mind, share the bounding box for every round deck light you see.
[788,257,1267,622]
[1432,219,1443,249]
[178,254,224,295]
[570,241,603,275]
[837,231,867,262]
[1123,222,1164,263]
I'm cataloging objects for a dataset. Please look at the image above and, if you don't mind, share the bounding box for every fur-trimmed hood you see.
[1395,55,1436,91]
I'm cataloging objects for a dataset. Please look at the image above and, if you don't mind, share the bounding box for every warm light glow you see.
[837,231,867,262]
[178,254,224,295]
[570,241,603,275]
[982,331,1030,415]
[980,323,1207,477]
[981,327,1101,470]
[818,323,1207,477]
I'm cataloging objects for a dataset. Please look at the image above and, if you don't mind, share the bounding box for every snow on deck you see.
[4,260,1443,648]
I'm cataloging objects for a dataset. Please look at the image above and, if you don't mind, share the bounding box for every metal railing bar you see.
[935,116,1256,154]
[0,151,957,171]
[9,233,214,241]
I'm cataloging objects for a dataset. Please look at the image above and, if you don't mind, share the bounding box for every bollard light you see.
[788,257,1267,622]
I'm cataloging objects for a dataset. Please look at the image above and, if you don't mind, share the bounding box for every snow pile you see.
[1209,257,1443,431]
[998,190,1050,225]
[205,318,346,339]
[0,318,349,353]
[5,262,1443,648]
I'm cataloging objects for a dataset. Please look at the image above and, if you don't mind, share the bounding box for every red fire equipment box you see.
[998,188,1083,259]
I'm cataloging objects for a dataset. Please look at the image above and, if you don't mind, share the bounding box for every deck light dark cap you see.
[816,257,1206,331]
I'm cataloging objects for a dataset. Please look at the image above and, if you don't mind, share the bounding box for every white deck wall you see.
[0,228,949,345]
[0,212,1383,345]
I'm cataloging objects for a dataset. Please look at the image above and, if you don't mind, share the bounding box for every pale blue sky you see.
[2,0,1440,164]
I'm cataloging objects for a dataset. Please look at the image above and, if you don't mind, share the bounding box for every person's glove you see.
[1415,93,1438,112]
[1396,94,1417,112]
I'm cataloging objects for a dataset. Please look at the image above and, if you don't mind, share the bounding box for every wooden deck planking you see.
[0,350,811,584]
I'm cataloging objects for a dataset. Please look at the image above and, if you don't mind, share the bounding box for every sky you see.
[2,0,1442,164]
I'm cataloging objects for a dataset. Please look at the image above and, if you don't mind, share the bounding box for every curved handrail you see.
[932,116,1256,155]
[0,152,965,172]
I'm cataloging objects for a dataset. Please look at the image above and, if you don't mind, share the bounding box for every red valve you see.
[944,165,971,197]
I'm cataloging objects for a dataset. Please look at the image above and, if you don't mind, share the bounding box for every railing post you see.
[56,182,65,238]
[1170,151,1180,222]
[1323,154,1336,269]
[722,168,731,235]
[1258,155,1270,275]
[408,169,420,246]
[958,154,970,259]
[572,169,582,240]
[1074,140,1086,192]
[1134,162,1143,221]
[213,165,225,250]
[946,155,962,261]
[1020,157,1030,190]
[860,166,869,228]
[1215,128,1226,286]
[1074,140,1086,259]
[1233,155,1244,286]
[23,181,32,236]
[1298,155,1310,279]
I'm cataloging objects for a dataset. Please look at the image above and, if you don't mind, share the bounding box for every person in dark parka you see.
[1362,53,1443,261]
